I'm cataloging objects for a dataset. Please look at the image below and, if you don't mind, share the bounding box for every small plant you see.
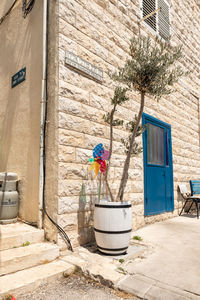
[44,233,50,242]
[117,266,127,275]
[73,265,83,275]
[119,258,125,264]
[22,241,30,247]
[133,235,143,241]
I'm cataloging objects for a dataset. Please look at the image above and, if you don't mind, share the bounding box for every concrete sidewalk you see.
[62,216,200,300]
[117,216,200,299]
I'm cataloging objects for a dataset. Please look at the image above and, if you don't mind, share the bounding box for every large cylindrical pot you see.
[94,200,132,255]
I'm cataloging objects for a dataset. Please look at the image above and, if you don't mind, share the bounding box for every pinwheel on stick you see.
[88,143,110,200]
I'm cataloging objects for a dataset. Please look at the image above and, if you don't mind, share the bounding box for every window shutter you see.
[142,0,157,32]
[141,0,171,40]
[158,0,170,40]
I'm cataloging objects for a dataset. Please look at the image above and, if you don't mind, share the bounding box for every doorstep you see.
[60,242,146,287]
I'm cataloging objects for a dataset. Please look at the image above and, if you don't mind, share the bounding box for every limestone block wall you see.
[55,0,200,248]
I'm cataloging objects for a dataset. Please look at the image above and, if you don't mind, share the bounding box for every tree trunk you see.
[105,102,117,202]
[117,92,145,202]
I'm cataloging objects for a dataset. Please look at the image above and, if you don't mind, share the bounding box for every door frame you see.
[142,113,174,216]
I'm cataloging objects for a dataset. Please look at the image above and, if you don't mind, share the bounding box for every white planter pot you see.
[94,200,132,255]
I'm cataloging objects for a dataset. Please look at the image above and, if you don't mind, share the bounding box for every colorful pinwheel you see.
[89,143,110,178]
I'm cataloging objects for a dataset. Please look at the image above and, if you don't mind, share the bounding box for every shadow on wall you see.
[0,3,39,170]
[78,183,95,245]
[77,172,109,246]
[0,31,21,170]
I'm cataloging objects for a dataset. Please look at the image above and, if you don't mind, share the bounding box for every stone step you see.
[0,222,44,250]
[0,242,59,276]
[0,259,74,297]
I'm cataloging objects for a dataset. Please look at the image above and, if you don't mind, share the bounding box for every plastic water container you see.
[0,173,18,221]
[0,191,18,220]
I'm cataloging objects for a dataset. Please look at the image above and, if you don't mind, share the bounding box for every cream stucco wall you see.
[0,0,43,223]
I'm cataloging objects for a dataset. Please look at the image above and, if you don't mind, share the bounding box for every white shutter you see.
[142,0,157,32]
[141,0,171,40]
[158,0,170,40]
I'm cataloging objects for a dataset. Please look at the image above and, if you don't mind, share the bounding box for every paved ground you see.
[119,215,200,299]
[6,215,200,300]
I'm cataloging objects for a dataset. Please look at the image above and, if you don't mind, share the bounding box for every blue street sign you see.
[12,67,26,88]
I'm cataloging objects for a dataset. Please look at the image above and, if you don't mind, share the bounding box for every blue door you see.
[143,113,174,215]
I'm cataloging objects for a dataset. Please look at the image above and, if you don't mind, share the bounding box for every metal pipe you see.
[38,0,48,229]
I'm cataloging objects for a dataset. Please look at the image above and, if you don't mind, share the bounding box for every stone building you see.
[0,0,200,249]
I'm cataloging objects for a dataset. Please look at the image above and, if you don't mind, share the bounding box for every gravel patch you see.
[18,274,136,300]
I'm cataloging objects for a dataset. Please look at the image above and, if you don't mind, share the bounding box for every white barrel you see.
[94,200,132,255]
[0,191,18,220]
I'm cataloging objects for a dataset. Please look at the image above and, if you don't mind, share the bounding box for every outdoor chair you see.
[179,183,200,219]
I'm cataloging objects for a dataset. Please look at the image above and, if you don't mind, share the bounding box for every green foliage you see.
[119,258,125,263]
[117,266,127,275]
[121,116,147,156]
[126,116,146,136]
[111,86,129,105]
[111,36,187,99]
[103,113,124,127]
[133,235,143,241]
[121,137,142,156]
[22,241,30,247]
[103,86,128,127]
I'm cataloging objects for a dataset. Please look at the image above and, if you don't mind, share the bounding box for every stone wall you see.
[55,0,200,248]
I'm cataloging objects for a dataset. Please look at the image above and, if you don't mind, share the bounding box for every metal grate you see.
[143,0,157,31]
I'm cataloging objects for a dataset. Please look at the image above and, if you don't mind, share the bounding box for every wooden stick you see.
[98,173,102,202]
[138,8,161,23]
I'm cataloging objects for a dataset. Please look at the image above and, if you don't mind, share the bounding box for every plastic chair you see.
[179,184,200,219]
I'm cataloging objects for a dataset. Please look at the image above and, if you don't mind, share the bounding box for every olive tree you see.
[104,36,186,202]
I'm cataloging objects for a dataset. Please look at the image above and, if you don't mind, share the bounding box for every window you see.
[147,123,164,165]
[165,131,169,166]
[140,0,171,40]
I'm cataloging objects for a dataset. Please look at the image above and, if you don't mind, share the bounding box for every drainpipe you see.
[39,0,48,229]
[37,1,73,251]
